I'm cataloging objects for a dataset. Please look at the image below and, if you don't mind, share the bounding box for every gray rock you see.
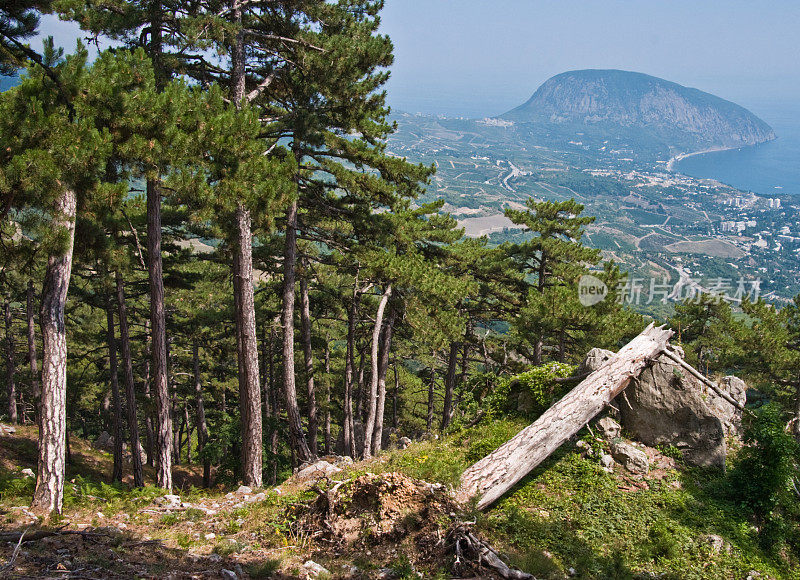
[577,348,614,375]
[595,417,621,439]
[610,441,649,474]
[92,431,114,451]
[295,460,341,480]
[397,437,412,450]
[220,569,237,580]
[157,494,182,508]
[703,376,747,436]
[0,423,17,435]
[600,454,615,471]
[702,534,728,554]
[245,492,266,504]
[235,485,252,495]
[303,560,330,577]
[615,352,727,468]
[21,468,35,478]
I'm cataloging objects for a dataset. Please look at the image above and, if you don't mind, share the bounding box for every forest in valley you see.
[1,2,800,578]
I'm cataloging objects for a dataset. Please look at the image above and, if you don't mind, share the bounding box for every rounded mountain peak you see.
[502,69,774,149]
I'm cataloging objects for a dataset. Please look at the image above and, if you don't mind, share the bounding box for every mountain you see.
[501,69,775,152]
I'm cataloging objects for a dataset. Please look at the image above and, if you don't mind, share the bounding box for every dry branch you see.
[457,323,674,510]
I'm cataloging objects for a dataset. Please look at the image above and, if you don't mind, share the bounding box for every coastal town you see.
[388,112,800,310]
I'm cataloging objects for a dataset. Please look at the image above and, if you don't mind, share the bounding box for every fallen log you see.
[457,323,674,510]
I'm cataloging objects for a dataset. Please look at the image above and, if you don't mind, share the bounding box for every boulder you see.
[595,417,621,439]
[615,352,727,468]
[294,460,341,480]
[92,431,114,452]
[0,423,17,436]
[702,376,747,436]
[600,454,615,471]
[610,441,649,474]
[303,560,330,578]
[235,485,252,495]
[397,436,412,450]
[21,468,35,478]
[577,348,614,376]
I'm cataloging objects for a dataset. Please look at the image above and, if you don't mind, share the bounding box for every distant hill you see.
[501,69,775,153]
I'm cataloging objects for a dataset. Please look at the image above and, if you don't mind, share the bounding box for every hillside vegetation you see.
[1,419,797,579]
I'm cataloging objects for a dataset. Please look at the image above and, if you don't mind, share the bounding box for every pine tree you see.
[504,198,600,364]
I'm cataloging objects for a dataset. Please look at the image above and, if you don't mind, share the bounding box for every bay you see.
[676,102,800,197]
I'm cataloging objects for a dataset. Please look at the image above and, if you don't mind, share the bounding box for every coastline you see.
[666,145,738,172]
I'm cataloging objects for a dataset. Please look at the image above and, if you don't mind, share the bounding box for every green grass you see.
[381,420,797,579]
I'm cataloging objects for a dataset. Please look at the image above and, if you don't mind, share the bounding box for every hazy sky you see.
[36,1,800,118]
[379,0,800,117]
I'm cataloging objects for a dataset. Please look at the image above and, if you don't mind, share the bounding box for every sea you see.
[676,102,800,198]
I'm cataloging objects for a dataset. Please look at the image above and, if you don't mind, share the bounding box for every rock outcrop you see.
[502,69,775,151]
[576,346,747,469]
[615,351,727,468]
[703,375,748,436]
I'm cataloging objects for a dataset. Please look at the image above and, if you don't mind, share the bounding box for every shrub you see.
[727,403,800,553]
[485,362,576,420]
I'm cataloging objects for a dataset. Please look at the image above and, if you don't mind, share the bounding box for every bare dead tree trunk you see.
[458,324,674,510]
[4,299,17,424]
[26,281,39,419]
[372,307,396,456]
[193,341,210,487]
[31,188,76,515]
[105,297,123,483]
[364,285,392,459]
[441,341,459,432]
[324,340,331,455]
[146,178,172,490]
[233,206,263,487]
[281,198,313,463]
[116,271,143,487]
[299,275,317,457]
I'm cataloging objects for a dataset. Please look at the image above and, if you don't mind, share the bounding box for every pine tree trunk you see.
[105,298,123,483]
[426,363,436,433]
[233,206,263,487]
[363,285,391,459]
[281,198,313,463]
[31,187,76,515]
[183,401,192,464]
[372,307,395,456]
[356,347,366,421]
[116,271,143,487]
[26,281,39,417]
[441,341,459,432]
[392,364,399,431]
[457,324,674,510]
[324,341,332,455]
[172,394,181,466]
[299,276,317,456]
[343,291,359,458]
[193,341,210,487]
[146,178,172,490]
[4,300,17,424]
[268,323,279,484]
